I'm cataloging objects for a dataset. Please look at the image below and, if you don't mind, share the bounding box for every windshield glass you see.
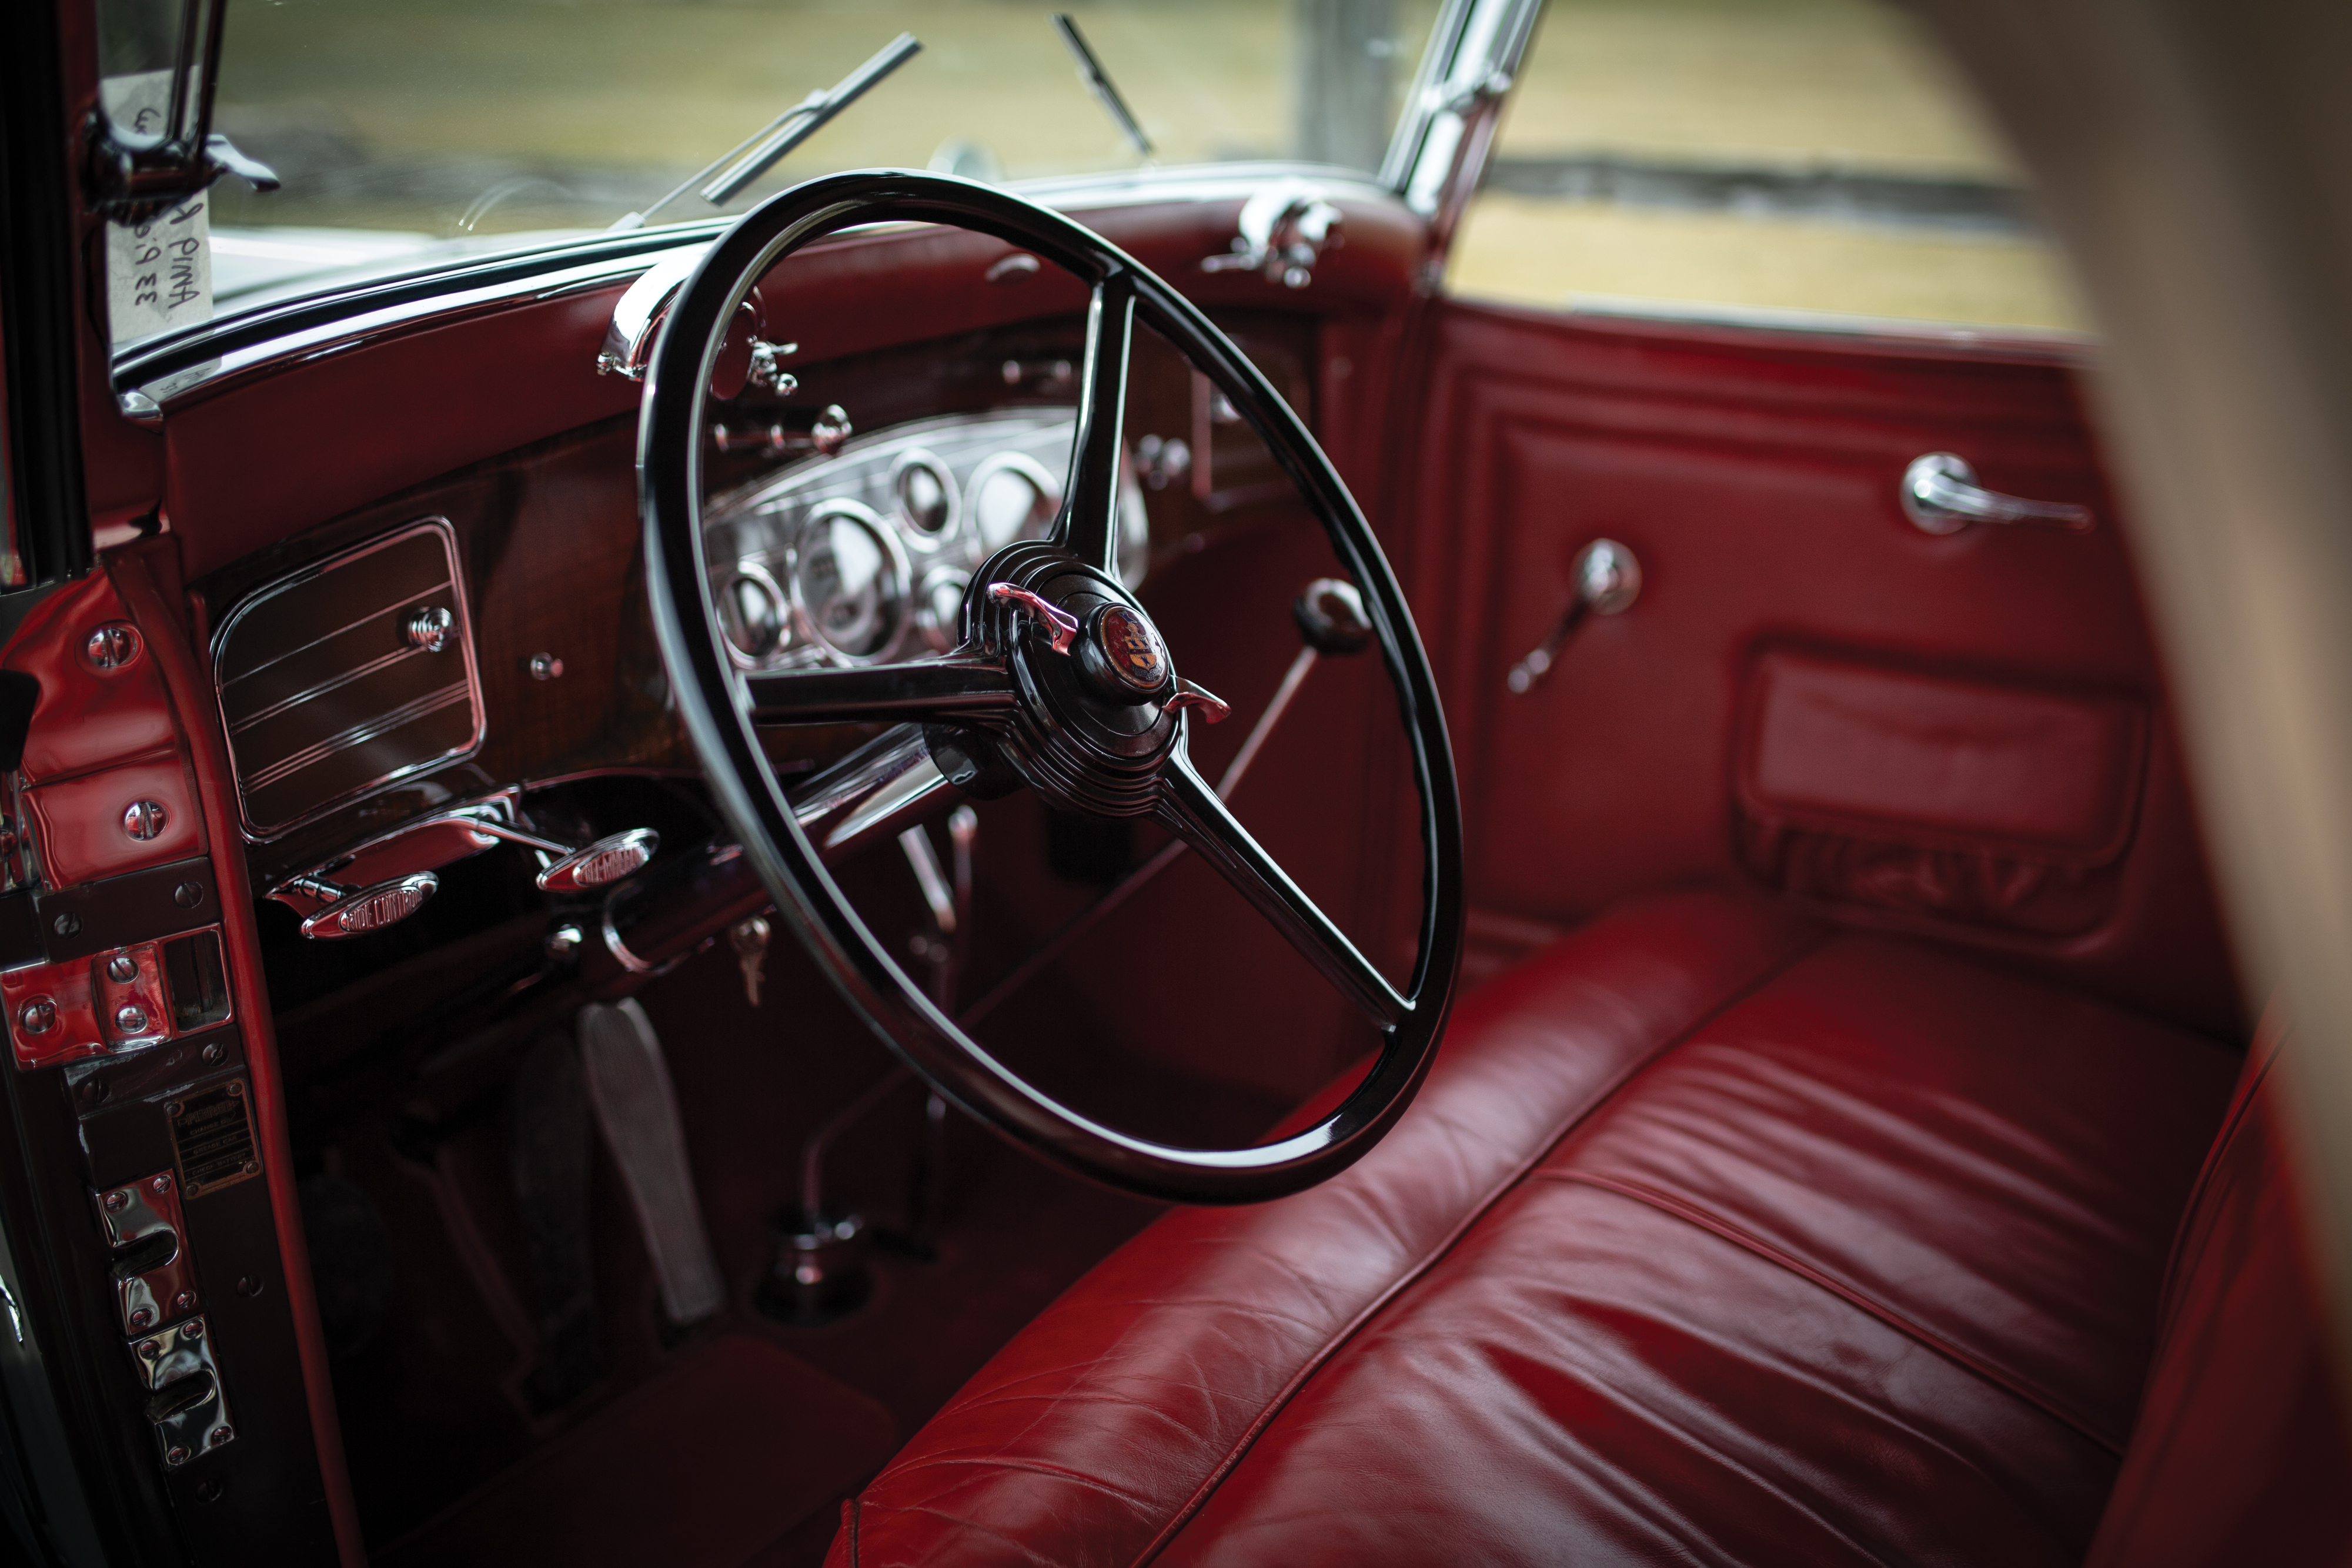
[193,1,1442,305]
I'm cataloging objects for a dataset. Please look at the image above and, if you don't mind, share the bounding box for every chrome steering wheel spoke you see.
[1155,748,1409,1030]
[1054,270,1136,576]
[744,654,1015,726]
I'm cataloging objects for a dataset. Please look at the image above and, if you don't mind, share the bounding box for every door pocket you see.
[1733,648,2147,937]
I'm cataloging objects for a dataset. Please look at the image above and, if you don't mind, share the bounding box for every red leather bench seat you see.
[828,890,2243,1566]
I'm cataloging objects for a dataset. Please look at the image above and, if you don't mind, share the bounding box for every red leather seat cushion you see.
[829,889,2236,1567]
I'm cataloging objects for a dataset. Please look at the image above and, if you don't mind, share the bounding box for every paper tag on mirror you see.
[101,71,212,347]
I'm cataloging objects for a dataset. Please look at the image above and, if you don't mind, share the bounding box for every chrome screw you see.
[103,1190,128,1212]
[18,998,56,1035]
[172,881,204,909]
[201,1042,224,1065]
[129,1307,153,1329]
[114,1004,150,1035]
[122,800,168,841]
[182,1319,202,1342]
[106,953,138,982]
[137,1340,161,1361]
[405,606,454,651]
[166,1446,190,1467]
[208,1426,232,1447]
[150,1174,172,1196]
[173,1290,196,1312]
[84,623,141,670]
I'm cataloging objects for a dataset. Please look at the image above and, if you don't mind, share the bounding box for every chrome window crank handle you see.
[1506,539,1641,696]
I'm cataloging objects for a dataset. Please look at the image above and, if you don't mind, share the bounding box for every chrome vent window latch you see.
[1201,180,1344,290]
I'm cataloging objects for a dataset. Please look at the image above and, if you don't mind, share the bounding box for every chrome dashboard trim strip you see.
[211,517,487,841]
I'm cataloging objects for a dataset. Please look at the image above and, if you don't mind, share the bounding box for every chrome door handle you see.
[1902,453,2093,535]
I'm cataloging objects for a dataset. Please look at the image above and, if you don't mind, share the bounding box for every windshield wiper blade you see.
[614,32,922,230]
[1051,14,1153,159]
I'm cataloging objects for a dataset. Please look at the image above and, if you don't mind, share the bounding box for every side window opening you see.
[1449,0,2087,336]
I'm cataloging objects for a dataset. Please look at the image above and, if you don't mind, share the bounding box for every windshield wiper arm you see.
[614,32,923,230]
[1051,14,1154,159]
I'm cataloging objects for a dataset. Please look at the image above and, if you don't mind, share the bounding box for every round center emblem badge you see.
[1094,605,1168,694]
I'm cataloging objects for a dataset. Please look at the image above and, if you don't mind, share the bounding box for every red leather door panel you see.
[1405,299,2238,1034]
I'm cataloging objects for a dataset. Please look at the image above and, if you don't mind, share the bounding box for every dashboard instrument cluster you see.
[701,409,1150,670]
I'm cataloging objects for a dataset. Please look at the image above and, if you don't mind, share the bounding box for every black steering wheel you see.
[640,170,1463,1202]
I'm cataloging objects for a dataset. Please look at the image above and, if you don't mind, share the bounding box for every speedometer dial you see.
[793,502,907,661]
[967,453,1060,551]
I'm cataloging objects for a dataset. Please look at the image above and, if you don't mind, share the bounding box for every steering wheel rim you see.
[640,170,1464,1203]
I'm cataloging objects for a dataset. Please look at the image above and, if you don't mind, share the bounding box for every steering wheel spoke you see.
[744,654,1015,726]
[1054,270,1136,575]
[1157,749,1409,1029]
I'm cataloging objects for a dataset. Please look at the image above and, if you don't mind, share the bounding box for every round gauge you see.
[893,452,958,540]
[967,453,1060,552]
[914,568,970,653]
[716,564,787,665]
[793,501,907,661]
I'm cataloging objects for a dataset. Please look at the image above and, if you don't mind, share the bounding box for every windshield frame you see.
[106,0,1545,388]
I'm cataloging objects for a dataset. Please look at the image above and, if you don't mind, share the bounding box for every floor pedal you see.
[577,999,726,1326]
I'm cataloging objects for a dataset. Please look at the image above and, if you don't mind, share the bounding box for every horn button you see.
[1077,604,1173,703]
[976,548,1186,817]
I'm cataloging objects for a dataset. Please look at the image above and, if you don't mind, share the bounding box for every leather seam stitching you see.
[1548,1169,2128,1458]
[1126,921,1835,1567]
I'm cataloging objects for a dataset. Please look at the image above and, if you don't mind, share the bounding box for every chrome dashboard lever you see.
[1506,539,1642,696]
[1901,452,2093,535]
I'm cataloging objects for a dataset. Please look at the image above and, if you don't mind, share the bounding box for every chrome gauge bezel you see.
[914,564,974,653]
[787,498,913,666]
[963,450,1063,556]
[890,449,961,546]
[716,560,790,669]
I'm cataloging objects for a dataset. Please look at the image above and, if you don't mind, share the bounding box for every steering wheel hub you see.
[1078,603,1171,703]
[973,545,1177,817]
